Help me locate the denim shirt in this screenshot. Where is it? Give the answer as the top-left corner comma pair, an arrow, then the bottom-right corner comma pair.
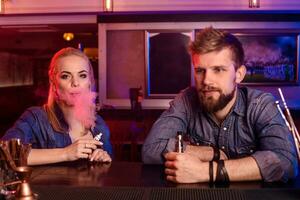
2,106 -> 113,156
142,87 -> 298,182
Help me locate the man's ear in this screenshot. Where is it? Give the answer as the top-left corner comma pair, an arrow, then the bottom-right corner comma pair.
235,65 -> 246,84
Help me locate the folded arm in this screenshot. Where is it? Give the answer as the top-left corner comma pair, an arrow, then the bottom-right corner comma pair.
164,152 -> 261,183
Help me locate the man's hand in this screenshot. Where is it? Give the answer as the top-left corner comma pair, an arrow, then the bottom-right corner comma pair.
164,152 -> 208,183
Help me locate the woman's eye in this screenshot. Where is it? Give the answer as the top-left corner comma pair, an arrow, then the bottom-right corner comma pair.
60,74 -> 69,79
80,74 -> 87,78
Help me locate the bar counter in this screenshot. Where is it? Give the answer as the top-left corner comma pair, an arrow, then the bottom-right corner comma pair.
29,160 -> 300,200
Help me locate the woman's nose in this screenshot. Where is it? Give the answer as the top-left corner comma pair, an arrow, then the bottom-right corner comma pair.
71,77 -> 79,87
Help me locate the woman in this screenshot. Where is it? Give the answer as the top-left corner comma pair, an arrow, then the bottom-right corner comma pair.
2,47 -> 112,165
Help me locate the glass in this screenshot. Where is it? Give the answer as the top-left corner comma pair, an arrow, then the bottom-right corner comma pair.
0,139 -> 32,199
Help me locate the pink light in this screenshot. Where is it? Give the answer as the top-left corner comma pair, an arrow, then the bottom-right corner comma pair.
249,0 -> 260,8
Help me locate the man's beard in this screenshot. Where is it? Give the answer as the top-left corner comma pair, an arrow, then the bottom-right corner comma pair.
198,86 -> 236,113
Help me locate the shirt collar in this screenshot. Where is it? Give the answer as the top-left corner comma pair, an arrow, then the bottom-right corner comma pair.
232,87 -> 246,117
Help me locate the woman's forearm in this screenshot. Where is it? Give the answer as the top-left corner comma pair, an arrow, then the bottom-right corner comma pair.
27,148 -> 67,165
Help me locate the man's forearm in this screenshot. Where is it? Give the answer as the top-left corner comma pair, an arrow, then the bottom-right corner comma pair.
221,156 -> 262,181
184,147 -> 261,181
142,139 -> 173,164
185,145 -> 228,161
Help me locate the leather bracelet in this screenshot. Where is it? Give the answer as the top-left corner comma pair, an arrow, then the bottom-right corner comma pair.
212,146 -> 220,161
215,160 -> 230,185
209,161 -> 213,185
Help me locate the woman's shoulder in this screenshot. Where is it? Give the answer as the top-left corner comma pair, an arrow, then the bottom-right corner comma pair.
94,115 -> 110,133
22,106 -> 46,117
95,114 -> 106,124
26,106 -> 45,113
22,106 -> 47,119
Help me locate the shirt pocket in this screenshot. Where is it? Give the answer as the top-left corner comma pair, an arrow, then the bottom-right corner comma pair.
234,144 -> 256,158
192,136 -> 214,146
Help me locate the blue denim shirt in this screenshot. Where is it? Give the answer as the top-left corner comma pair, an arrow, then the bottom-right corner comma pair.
2,106 -> 113,156
142,87 -> 298,182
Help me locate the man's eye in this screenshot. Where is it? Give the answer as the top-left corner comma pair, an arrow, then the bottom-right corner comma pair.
195,68 -> 205,74
213,67 -> 223,73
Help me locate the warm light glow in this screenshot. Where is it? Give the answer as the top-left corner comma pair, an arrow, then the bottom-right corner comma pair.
249,0 -> 260,8
106,0 -> 111,10
103,0 -> 113,12
0,0 -> 4,13
63,32 -> 74,41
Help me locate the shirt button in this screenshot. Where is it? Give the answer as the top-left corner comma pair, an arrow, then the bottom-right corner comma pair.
223,127 -> 227,131
221,146 -> 225,150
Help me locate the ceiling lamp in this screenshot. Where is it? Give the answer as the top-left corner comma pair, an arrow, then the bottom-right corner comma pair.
63,33 -> 74,41
103,0 -> 113,12
249,0 -> 260,8
0,0 -> 5,13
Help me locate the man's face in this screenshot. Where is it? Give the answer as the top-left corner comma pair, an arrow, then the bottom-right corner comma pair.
192,48 -> 243,113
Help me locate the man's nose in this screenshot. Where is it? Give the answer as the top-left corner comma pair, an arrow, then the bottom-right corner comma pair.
202,71 -> 214,85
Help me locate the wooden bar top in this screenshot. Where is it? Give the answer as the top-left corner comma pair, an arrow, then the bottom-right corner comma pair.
28,160 -> 300,200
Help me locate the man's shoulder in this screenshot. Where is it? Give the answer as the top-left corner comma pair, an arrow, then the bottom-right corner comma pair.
239,86 -> 275,105
168,87 -> 199,111
177,87 -> 198,99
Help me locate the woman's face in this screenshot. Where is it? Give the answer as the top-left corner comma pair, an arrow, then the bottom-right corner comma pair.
54,55 -> 91,104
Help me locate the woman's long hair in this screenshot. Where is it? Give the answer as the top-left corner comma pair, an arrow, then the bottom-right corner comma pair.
45,47 -> 96,132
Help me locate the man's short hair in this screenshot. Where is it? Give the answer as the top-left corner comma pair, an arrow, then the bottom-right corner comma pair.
190,27 -> 244,70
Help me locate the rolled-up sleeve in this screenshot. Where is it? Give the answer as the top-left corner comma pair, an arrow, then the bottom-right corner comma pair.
250,94 -> 298,182
142,93 -> 189,164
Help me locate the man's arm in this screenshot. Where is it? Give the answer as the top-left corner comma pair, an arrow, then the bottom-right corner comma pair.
164,152 -> 261,183
249,93 -> 298,182
142,91 -> 191,164
142,115 -> 186,164
185,145 -> 228,161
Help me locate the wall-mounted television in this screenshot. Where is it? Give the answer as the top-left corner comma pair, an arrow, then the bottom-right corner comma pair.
235,33 -> 299,85
99,24 -> 300,109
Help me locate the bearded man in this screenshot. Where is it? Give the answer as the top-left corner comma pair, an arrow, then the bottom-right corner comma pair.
142,27 -> 298,183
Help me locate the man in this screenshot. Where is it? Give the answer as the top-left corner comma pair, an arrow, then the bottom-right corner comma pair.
142,27 -> 298,183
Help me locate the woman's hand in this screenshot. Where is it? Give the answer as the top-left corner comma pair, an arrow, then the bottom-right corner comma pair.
63,138 -> 102,161
89,148 -> 112,162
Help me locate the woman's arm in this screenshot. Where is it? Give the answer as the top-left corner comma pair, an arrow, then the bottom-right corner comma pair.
28,138 -> 102,165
